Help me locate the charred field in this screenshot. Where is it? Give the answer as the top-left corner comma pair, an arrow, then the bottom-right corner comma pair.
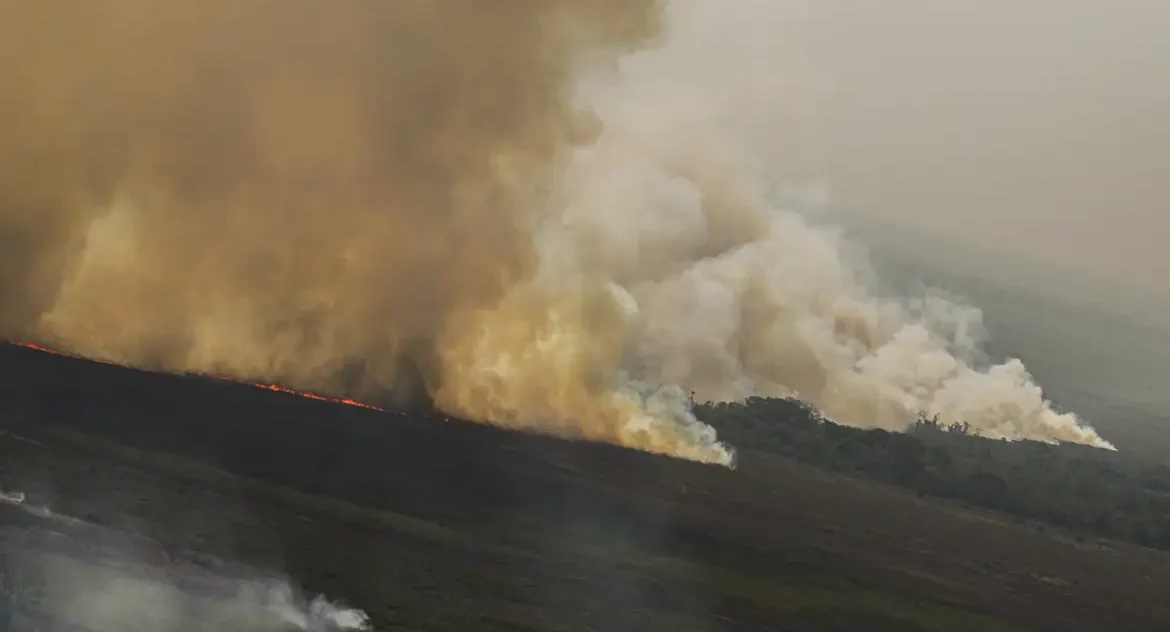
1,341 -> 1169,632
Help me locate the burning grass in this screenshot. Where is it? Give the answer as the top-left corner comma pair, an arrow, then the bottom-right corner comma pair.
13,342 -> 386,412
2,343 -> 1170,630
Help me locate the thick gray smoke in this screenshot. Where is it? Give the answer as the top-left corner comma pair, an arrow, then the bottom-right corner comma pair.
0,0 -> 1111,463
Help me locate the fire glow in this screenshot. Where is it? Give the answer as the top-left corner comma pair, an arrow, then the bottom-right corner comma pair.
14,342 -> 385,412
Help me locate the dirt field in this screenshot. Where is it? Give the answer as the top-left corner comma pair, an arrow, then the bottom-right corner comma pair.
2,342 -> 1170,631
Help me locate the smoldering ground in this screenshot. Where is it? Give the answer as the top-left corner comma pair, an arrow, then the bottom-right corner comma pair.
0,0 -> 1111,463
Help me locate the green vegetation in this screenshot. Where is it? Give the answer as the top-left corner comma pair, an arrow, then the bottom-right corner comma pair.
698,397 -> 1170,550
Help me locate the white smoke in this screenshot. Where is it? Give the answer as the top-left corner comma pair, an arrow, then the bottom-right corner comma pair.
7,550 -> 370,632
1,488 -> 369,632
40,569 -> 369,632
548,0 -> 1113,449
0,0 -> 1113,461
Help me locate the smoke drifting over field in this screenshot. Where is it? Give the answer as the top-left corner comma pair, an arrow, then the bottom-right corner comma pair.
0,0 -> 1110,463
1,504 -> 370,632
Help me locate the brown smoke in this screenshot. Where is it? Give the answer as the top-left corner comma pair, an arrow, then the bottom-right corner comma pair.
0,1 -> 733,463
2,0 -> 1114,464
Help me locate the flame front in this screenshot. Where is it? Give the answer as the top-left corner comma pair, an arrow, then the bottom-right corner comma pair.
14,342 -> 385,413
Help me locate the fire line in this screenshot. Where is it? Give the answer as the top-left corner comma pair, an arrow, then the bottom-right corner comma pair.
13,342 -> 385,412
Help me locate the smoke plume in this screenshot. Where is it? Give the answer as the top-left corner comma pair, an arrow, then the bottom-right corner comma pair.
0,0 -> 1110,464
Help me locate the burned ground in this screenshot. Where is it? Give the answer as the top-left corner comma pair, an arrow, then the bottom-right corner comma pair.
1,342 -> 1169,631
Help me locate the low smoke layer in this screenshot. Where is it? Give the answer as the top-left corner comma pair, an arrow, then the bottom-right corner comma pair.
0,0 -> 1110,461
3,522 -> 369,631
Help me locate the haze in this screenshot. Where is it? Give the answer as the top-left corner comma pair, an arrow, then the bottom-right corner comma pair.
668,0 -> 1170,311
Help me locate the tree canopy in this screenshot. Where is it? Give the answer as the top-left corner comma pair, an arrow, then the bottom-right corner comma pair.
695,397 -> 1170,551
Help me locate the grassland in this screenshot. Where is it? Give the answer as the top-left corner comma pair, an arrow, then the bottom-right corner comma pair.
2,342 -> 1170,631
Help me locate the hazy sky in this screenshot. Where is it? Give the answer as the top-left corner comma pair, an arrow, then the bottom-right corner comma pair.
664,1 -> 1170,299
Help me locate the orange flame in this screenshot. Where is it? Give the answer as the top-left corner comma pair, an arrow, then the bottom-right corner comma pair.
13,341 -> 385,412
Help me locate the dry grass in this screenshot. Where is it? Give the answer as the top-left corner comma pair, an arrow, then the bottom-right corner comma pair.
2,343 -> 1170,631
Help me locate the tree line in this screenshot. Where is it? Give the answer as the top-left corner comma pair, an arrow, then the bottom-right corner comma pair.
695,397 -> 1170,550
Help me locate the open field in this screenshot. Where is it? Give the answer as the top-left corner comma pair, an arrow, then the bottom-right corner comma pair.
2,342 -> 1170,631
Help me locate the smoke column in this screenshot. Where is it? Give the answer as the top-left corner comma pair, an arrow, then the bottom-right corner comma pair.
0,0 -> 1110,463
